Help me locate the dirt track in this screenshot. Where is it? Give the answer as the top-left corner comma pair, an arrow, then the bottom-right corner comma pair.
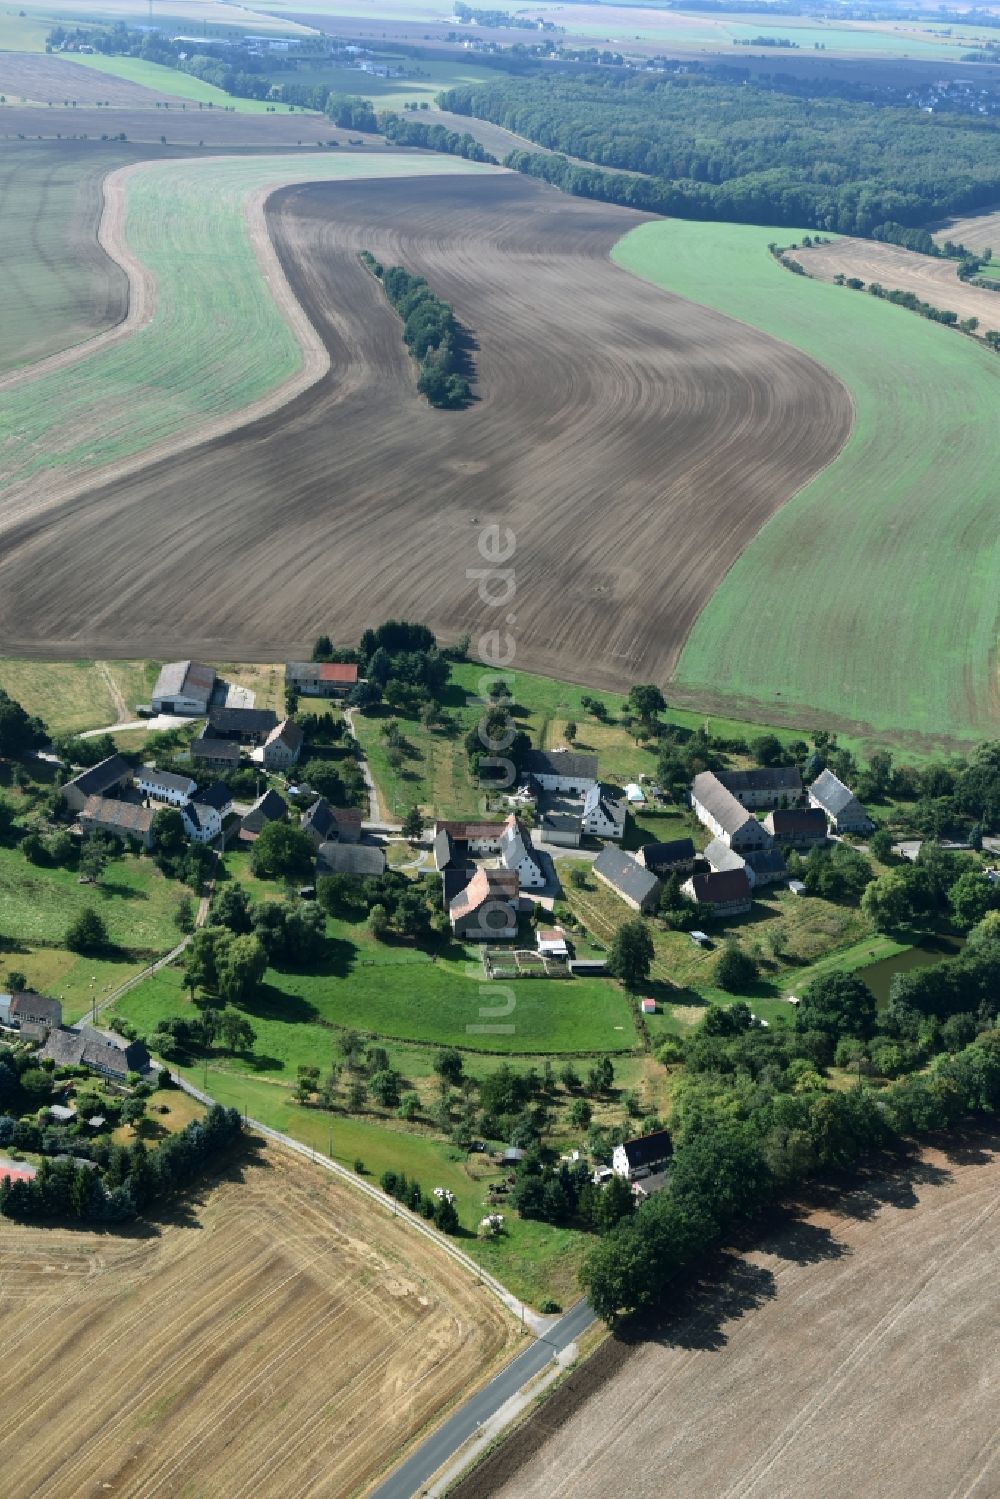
0,1142 -> 515,1499
798,236 -> 1000,335
0,173 -> 851,682
457,1135 -> 1000,1499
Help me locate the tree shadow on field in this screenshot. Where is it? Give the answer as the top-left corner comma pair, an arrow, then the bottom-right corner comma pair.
743,1209 -> 849,1268
934,1121 -> 1000,1168
625,1254 -> 779,1354
804,1150 -> 953,1223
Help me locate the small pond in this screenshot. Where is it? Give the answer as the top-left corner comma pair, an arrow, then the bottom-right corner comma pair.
859,934 -> 965,1006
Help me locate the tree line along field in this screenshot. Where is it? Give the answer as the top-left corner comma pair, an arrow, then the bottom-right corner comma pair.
0,171 -> 849,687
0,1142 -> 517,1499
452,1135 -> 1000,1499
612,220 -> 1000,748
0,151 -> 491,539
796,235 -> 1000,336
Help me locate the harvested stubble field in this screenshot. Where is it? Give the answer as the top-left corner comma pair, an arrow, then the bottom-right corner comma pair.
0,172 -> 849,682
615,220 -> 1000,745
797,235 -> 1000,335
0,1143 -> 516,1499
0,104 -> 347,145
457,1134 -> 1000,1499
0,50 -> 185,106
932,205 -> 1000,254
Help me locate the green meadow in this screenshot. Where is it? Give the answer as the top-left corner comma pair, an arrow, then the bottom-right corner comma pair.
613,221 -> 1000,748
69,53 -> 305,112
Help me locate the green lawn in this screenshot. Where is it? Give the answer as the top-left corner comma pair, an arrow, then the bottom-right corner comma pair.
613,221 -> 1000,749
0,151 -> 495,500
0,843 -> 183,954
0,658 -> 157,735
8,945 -> 156,1023
69,53 -> 306,112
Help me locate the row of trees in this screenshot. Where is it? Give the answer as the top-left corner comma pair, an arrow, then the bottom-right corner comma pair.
362,255 -> 473,409
380,113 -> 497,163
439,73 -> 1000,234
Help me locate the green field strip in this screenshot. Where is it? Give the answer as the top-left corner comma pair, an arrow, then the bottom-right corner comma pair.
68,53 -> 305,112
612,220 -> 1000,745
0,151 -> 494,497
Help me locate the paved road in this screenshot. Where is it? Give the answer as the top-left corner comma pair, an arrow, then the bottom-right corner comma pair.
368,1298 -> 597,1499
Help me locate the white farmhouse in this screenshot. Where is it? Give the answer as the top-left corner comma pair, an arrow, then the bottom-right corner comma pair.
500,814 -> 546,889
809,769 -> 874,833
135,768 -> 197,807
581,783 -> 627,840
519,749 -> 598,796
690,772 -> 775,853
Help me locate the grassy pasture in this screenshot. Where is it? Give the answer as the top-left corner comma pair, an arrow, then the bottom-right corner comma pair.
0,657 -> 156,734
0,151 -> 493,500
0,842 -> 182,954
70,52 -> 306,112
289,57 -> 498,110
613,221 -> 1000,748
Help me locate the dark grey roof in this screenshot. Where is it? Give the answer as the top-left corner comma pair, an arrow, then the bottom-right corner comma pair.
193,781 -> 232,811
137,767 -> 195,794
639,837 -> 695,871
620,1129 -> 672,1169
207,706 -> 277,736
434,827 -> 459,870
520,749 -> 598,781
241,789 -> 288,834
593,847 -> 661,904
316,842 -> 386,877
687,869 -> 752,905
540,812 -> 582,833
40,1025 -> 149,1075
40,1027 -> 86,1068
63,754 -> 132,799
192,733 -> 240,762
81,796 -> 155,838
442,867 -> 473,906
152,660 -> 215,702
703,838 -> 747,873
583,782 -> 627,826
745,848 -> 787,876
718,767 -> 802,796
810,769 -> 863,817
302,797 -> 337,840
766,807 -> 827,836
10,991 -> 62,1024
690,772 -> 755,836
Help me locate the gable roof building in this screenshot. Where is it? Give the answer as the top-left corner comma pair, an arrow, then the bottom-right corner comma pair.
809,769 -> 874,833
316,842 -> 386,878
763,807 -> 828,846
581,782 -> 627,840
637,837 -> 696,875
135,768 -> 197,806
206,706 -> 278,743
41,1025 -> 151,1080
61,754 -> 133,814
681,868 -> 753,916
519,749 -> 598,793
80,796 -> 156,849
592,847 -> 662,913
10,991 -> 62,1036
191,731 -> 240,768
151,660 -> 216,715
261,717 -> 304,769
500,814 -> 546,889
744,847 -> 788,886
286,661 -> 359,697
612,1129 -> 673,1181
690,772 -> 774,852
702,837 -> 749,875
449,867 -> 519,941
716,766 -> 803,809
240,789 -> 288,840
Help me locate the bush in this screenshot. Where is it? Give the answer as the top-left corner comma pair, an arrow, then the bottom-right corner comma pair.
65,907 -> 108,954
714,944 -> 758,993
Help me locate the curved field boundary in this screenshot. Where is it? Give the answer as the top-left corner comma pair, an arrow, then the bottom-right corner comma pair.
0,151 -> 497,530
613,221 -> 1000,746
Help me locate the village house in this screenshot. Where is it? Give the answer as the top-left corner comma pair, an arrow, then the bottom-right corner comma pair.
716,767 -> 803,810
612,1128 -> 673,1182
150,660 -> 216,716
206,706 -> 277,744
690,772 -> 775,853
191,731 -> 240,769
703,837 -> 750,877
135,768 -> 197,807
240,788 -> 288,842
537,811 -> 582,847
681,868 -> 753,917
180,782 -> 232,844
61,754 -> 133,814
536,927 -> 569,958
80,796 -> 155,849
301,797 -> 362,847
316,842 -> 386,878
519,748 -> 598,796
433,821 -> 506,864
10,992 -> 62,1041
744,847 -> 788,887
581,783 -> 627,840
763,806 -> 829,848
500,814 -> 546,889
637,837 -> 696,876
809,769 -> 874,833
41,1025 -> 151,1081
285,661 -> 359,698
261,718 -> 304,771
592,847 -> 662,914
449,866 -> 520,941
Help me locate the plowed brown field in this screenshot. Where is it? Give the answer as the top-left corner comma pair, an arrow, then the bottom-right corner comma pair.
0,104 -> 352,145
0,51 -> 181,106
933,205 -> 1000,255
0,1143 -> 515,1499
456,1134 -> 1000,1499
798,235 -> 1000,335
0,173 -> 852,682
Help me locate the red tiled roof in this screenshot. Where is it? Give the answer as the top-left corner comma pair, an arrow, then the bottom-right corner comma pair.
320,663 -> 358,684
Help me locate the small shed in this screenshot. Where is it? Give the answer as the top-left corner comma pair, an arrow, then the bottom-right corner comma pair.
537,927 -> 569,958
788,879 -> 807,896
640,997 -> 656,1015
690,930 -> 710,946
624,782 -> 647,805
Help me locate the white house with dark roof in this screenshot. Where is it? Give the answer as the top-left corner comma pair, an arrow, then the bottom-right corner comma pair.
809,769 -> 874,833
500,814 -> 546,889
637,838 -> 696,876
136,768 -> 196,807
180,782 -> 232,844
612,1129 -> 672,1181
150,660 -> 216,716
581,782 -> 627,840
61,754 -> 133,814
261,718 -> 304,771
520,749 -> 598,796
716,767 -> 802,809
690,772 -> 775,853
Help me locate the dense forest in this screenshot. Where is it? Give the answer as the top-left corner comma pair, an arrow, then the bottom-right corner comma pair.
439,74 -> 1000,233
